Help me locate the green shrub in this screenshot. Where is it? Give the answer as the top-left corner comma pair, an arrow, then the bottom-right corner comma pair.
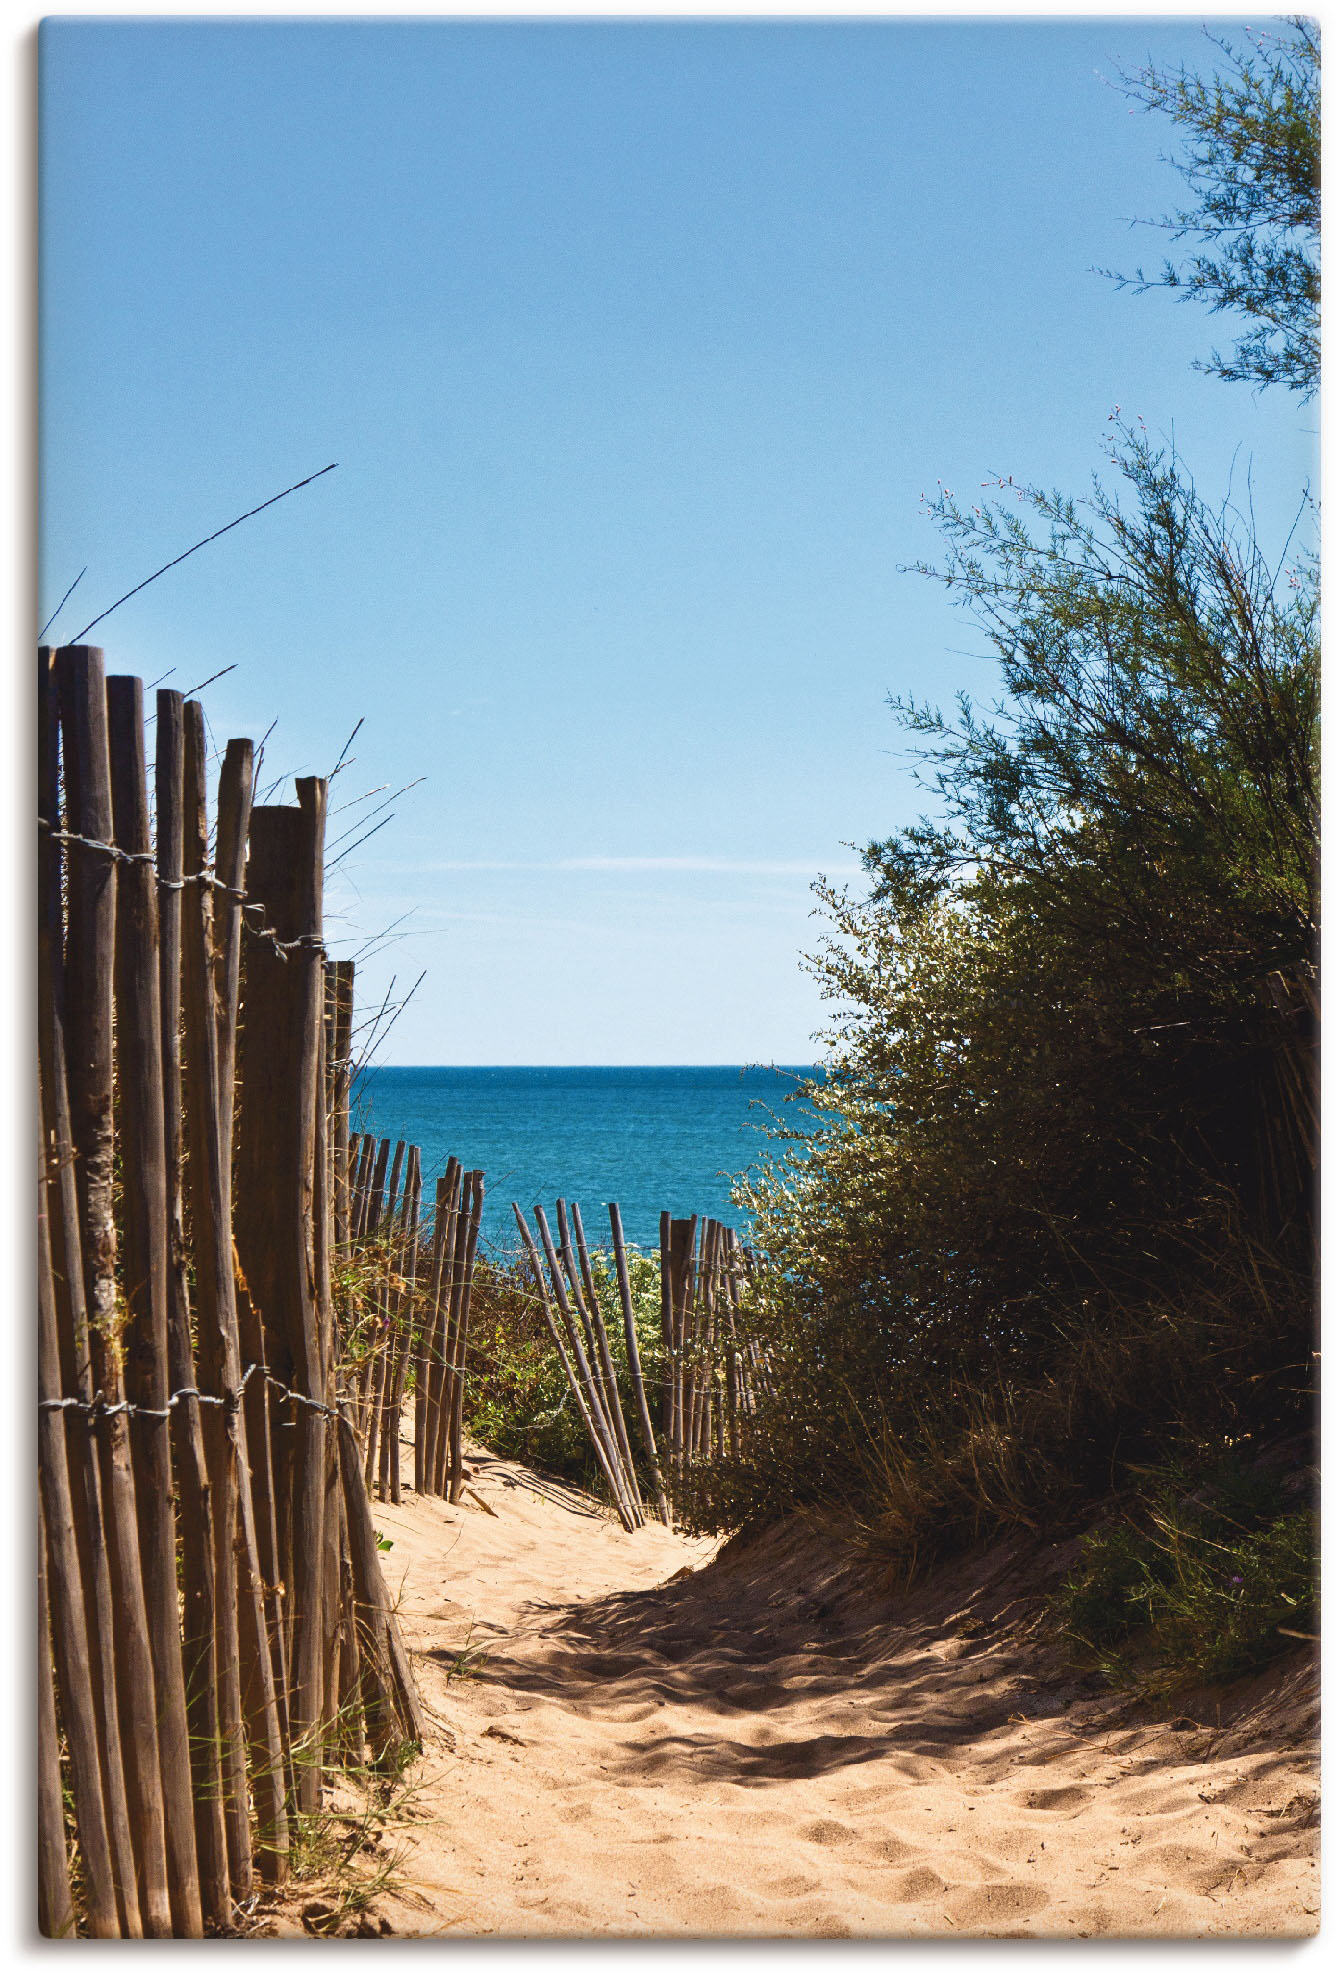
701,422 -> 1316,1556
1058,1457 -> 1316,1687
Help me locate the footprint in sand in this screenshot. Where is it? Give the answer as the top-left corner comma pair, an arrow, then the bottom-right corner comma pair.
947,1882 -> 1051,1924
766,1871 -> 825,1898
1022,1784 -> 1090,1812
1115,1787 -> 1185,1818
1141,1840 -> 1219,1872
800,1818 -> 860,1848
985,1823 -> 1049,1861
1068,1900 -> 1115,1935
806,1912 -> 855,1936
867,1835 -> 922,1864
691,1883 -> 745,1921
887,1865 -> 948,1902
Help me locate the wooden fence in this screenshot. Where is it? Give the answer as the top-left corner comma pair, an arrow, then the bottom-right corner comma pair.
659,1213 -> 770,1485
38,646 -> 421,1938
340,1136 -> 485,1506
508,1200 -> 768,1528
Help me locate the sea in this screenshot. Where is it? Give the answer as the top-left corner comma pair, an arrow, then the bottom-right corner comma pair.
350,1065 -> 824,1257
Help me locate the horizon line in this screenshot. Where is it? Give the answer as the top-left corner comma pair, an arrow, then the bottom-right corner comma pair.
358,1061 -> 826,1069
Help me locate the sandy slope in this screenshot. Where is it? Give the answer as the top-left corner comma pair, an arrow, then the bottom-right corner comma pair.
293,1444 -> 1318,1938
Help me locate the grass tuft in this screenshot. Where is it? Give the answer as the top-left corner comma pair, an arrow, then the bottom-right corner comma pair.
1056,1453 -> 1316,1691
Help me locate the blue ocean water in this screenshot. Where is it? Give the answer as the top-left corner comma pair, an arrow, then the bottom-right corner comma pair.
350,1065 -> 822,1255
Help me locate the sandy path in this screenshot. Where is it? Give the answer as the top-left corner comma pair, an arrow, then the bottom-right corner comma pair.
351,1447 -> 1317,1939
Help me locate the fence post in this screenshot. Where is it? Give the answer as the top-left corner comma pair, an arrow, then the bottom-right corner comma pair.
154,688 -> 238,1926
447,1174 -> 485,1503
332,962 -> 355,1253
40,649 -> 141,1933
106,674 -> 203,1936
180,701 -> 255,1899
235,778 -> 330,1814
610,1203 -> 671,1524
38,1097 -> 119,1936
58,643 -> 173,1936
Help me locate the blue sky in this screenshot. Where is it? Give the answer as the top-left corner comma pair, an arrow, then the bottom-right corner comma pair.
38,15 -> 1315,1063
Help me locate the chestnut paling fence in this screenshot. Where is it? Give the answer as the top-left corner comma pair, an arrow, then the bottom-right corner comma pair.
35,643 -> 779,1932
338,1159 -> 775,1536
341,1175 -> 773,1537
339,1133 -> 487,1508
38,645 -> 424,1939
508,1202 -> 771,1530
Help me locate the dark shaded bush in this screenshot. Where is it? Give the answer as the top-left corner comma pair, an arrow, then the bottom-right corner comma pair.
703,429 -> 1316,1558
1057,1455 -> 1316,1687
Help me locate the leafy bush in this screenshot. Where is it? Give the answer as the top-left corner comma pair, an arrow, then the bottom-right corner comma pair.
1058,1457 -> 1316,1686
1109,19 -> 1320,396
707,426 -> 1316,1555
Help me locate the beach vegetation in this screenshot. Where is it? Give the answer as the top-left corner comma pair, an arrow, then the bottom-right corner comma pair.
1108,16 -> 1320,395
693,21 -> 1317,1601
1056,1454 -> 1316,1688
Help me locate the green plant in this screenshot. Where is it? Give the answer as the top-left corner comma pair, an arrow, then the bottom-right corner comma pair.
1057,1456 -> 1316,1688
442,1626 -> 491,1684
696,418 -> 1316,1560
1109,18 -> 1320,396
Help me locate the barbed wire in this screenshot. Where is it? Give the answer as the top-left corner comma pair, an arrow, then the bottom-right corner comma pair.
39,817 -> 325,959
39,1359 -> 350,1426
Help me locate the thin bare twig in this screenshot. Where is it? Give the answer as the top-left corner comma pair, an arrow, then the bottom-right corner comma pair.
331,781 -> 391,818
326,813 -> 394,872
69,461 -> 338,641
329,717 -> 365,782
326,778 -> 426,854
351,971 -> 427,1085
252,717 -> 279,789
38,566 -> 88,641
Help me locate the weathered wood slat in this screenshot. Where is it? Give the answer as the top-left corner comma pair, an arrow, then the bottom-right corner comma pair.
40,649 -> 140,1935
106,674 -> 203,1936
446,1173 -> 485,1503
513,1205 -> 637,1528
569,1202 -> 643,1521
58,643 -> 173,1936
38,1100 -> 119,1936
153,687 -> 231,1929
181,700 -> 254,1899
609,1203 -> 671,1524
421,1162 -> 462,1495
235,778 -> 330,1815
38,1497 -> 76,1938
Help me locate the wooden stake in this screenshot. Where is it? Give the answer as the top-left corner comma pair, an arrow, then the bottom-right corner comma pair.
57,643 -> 173,1936
40,650 -> 140,1934
235,778 -> 330,1815
154,688 -> 231,1928
568,1201 -> 643,1521
106,674 -> 203,1936
181,700 -> 253,1900
513,1206 -> 637,1529
609,1203 -> 671,1524
368,1140 -> 405,1494
447,1173 -> 484,1503
38,1098 -> 119,1937
422,1162 -> 462,1495
38,1498 -> 76,1937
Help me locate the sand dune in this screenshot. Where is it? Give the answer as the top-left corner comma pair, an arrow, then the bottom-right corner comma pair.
271,1444 -> 1318,1938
